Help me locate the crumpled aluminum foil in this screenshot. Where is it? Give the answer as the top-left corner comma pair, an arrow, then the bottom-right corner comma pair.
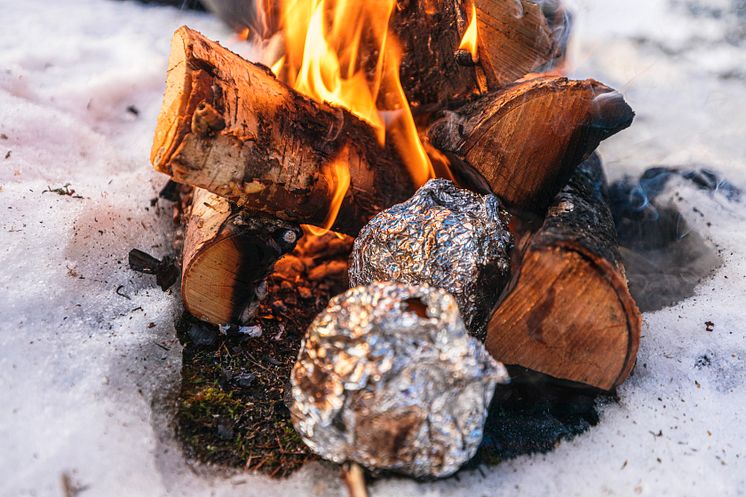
349,179 -> 513,340
290,282 -> 508,478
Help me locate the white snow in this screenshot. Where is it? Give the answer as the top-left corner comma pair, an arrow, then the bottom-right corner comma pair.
0,0 -> 744,496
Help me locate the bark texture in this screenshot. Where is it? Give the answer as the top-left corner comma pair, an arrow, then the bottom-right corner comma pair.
151,26 -> 416,237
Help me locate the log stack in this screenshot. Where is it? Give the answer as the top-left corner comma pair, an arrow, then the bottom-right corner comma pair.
150,0 -> 641,391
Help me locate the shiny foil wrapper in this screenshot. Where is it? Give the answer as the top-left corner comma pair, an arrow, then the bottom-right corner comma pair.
290,282 -> 508,478
349,179 -> 513,340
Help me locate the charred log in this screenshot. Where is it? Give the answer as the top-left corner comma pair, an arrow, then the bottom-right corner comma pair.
486,155 -> 641,390
151,27 -> 416,237
389,0 -> 562,106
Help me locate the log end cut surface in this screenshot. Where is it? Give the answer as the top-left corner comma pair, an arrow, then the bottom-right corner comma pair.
151,27 -> 198,173
428,76 -> 635,212
182,230 -> 259,324
486,248 -> 640,390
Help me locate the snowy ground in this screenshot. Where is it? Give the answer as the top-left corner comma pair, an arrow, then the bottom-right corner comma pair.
1,0 -> 745,496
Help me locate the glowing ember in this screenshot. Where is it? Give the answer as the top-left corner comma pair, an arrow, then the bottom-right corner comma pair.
237,26 -> 251,41
459,3 -> 479,62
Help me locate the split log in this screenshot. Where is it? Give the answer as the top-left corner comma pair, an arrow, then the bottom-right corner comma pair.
388,0 -> 561,106
471,0 -> 559,88
388,0 -> 485,107
182,188 -> 301,325
427,76 -> 635,213
486,155 -> 641,390
151,26 -> 415,237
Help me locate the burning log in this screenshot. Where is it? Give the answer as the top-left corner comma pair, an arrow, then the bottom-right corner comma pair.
391,0 -> 561,106
485,155 -> 641,391
427,76 -> 635,213
182,188 -> 301,325
151,27 -> 416,237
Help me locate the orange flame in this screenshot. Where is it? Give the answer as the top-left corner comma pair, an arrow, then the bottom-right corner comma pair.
303,145 -> 351,237
272,0 -> 435,187
237,27 -> 251,41
459,3 -> 479,62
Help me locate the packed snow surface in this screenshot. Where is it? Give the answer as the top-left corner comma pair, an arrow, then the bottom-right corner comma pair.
1,0 -> 745,496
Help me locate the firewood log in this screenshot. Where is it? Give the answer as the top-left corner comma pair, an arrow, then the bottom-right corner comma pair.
389,0 -> 561,106
486,155 -> 641,391
182,188 -> 301,325
151,27 -> 416,237
471,0 -> 559,87
427,76 -> 635,213
388,0 -> 485,107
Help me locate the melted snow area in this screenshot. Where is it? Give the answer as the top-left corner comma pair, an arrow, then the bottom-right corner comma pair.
1,0 -> 745,496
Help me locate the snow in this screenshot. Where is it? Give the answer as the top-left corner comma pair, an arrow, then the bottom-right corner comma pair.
0,0 -> 744,496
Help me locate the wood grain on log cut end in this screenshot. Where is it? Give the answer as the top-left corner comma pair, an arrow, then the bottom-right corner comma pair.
151,27 -> 414,237
487,248 -> 640,390
428,76 -> 635,213
486,156 -> 641,391
475,0 -> 556,88
182,188 -> 299,325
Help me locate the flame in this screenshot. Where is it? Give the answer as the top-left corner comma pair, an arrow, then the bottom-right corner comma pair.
459,3 -> 479,62
271,0 -> 435,187
270,55 -> 285,77
303,146 -> 351,237
237,27 -> 251,41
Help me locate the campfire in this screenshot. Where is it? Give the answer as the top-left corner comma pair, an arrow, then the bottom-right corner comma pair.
142,0 -> 641,489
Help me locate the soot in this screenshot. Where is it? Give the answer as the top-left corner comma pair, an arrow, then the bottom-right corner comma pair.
469,366 -> 608,467
608,166 -> 738,312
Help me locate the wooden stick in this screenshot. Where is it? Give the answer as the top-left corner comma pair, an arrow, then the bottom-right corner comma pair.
182,188 -> 300,325
486,155 -> 641,391
427,76 -> 635,213
151,26 -> 415,237
341,462 -> 369,497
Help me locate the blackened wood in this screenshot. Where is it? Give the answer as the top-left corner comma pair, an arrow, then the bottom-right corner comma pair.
486,155 -> 641,390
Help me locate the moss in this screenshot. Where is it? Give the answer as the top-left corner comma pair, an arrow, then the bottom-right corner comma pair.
173,252 -> 352,478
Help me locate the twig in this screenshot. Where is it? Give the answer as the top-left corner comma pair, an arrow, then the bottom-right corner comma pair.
115,285 -> 131,300
341,462 -> 369,497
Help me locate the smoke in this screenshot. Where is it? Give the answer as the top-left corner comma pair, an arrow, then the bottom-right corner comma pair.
534,0 -> 574,70
608,167 -> 739,312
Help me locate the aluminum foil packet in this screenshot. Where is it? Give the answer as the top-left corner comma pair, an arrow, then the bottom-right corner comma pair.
290,282 -> 508,478
349,179 -> 513,340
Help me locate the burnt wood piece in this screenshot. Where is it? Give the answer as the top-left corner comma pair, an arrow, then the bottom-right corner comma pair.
128,249 -> 179,291
387,0 -> 560,106
486,155 -> 641,391
472,0 -> 558,88
182,188 -> 301,325
428,76 -> 635,213
151,27 -> 416,237
388,0 -> 484,107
